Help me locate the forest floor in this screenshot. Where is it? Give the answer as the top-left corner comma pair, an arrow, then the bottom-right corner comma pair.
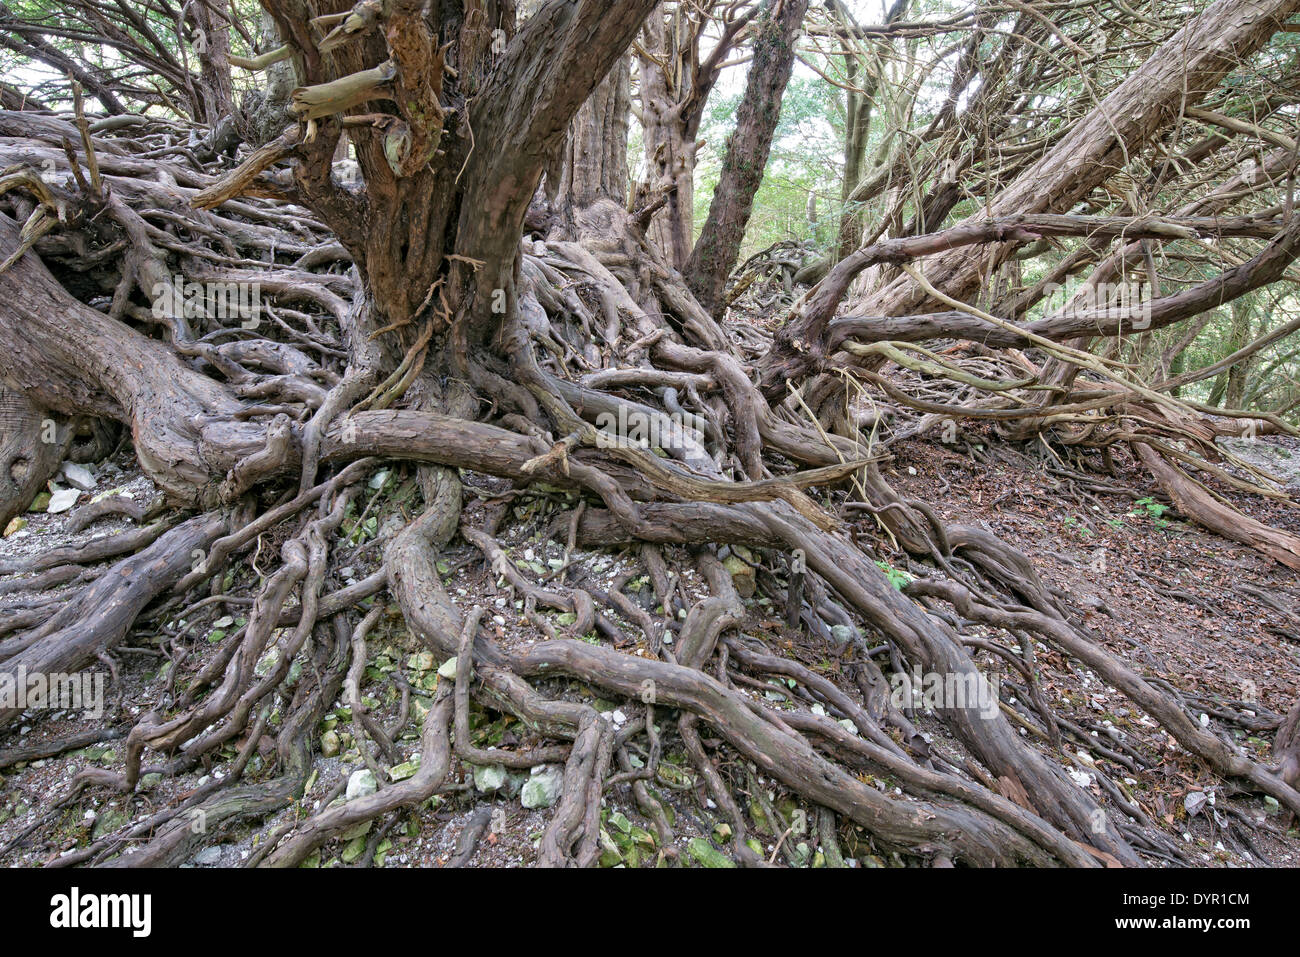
1,423 -> 1296,867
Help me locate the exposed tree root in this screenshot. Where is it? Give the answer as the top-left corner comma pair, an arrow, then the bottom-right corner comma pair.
1,74 -> 1298,871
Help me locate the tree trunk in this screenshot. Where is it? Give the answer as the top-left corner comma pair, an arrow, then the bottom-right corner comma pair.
554,56 -> 631,210
684,0 -> 809,318
832,0 -> 907,262
637,6 -> 698,270
187,1 -> 237,127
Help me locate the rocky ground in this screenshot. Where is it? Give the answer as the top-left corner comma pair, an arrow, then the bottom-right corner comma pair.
0,432 -> 1297,867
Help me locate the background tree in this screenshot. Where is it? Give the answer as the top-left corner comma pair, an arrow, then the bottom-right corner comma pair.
684,0 -> 810,317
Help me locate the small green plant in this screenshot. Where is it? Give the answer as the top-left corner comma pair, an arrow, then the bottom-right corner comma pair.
1131,497 -> 1173,529
874,560 -> 912,590
1061,516 -> 1093,537
1133,497 -> 1168,518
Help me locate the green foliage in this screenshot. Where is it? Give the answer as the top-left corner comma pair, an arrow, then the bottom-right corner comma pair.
874,559 -> 912,590
1131,498 -> 1173,530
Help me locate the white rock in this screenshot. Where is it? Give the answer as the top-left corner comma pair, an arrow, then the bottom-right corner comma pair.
346,768 -> 378,801
60,462 -> 96,490
254,647 -> 280,678
47,488 -> 80,514
1067,768 -> 1094,788
473,764 -> 507,793
521,766 -> 563,809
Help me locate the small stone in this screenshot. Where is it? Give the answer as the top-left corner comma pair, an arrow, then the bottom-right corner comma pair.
686,837 -> 735,868
521,766 -> 563,809
60,462 -> 96,490
346,768 -> 377,801
722,555 -> 756,598
437,657 -> 459,679
407,651 -> 435,672
47,487 -> 80,514
1067,768 -> 1094,788
3,516 -> 26,537
341,820 -> 372,841
320,731 -> 341,758
388,756 -> 420,781
193,845 -> 223,866
254,647 -> 280,678
91,808 -> 127,840
340,836 -> 366,864
829,624 -> 856,645
473,764 -> 508,792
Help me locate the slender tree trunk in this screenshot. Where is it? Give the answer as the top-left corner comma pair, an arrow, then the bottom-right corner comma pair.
832,0 -> 906,262
684,0 -> 809,318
